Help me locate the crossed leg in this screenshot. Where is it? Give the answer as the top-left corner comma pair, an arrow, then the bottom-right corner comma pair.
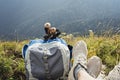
68,40 -> 102,80
68,40 -> 120,80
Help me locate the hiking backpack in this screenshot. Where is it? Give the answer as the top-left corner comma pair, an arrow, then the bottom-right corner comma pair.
24,41 -> 70,80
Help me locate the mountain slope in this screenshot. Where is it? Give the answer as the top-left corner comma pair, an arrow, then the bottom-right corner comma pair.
0,0 -> 120,40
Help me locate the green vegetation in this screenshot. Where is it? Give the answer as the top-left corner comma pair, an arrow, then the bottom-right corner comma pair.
0,41 -> 27,80
0,34 -> 120,79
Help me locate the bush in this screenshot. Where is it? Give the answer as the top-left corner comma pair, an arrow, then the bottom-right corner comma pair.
0,41 -> 25,80
96,40 -> 120,75
0,56 -> 13,79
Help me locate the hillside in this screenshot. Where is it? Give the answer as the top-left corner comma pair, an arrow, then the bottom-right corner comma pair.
60,18 -> 120,35
0,0 -> 120,40
0,34 -> 120,79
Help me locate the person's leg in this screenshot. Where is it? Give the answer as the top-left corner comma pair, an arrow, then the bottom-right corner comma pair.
68,40 -> 88,80
87,56 -> 102,78
75,56 -> 102,80
105,62 -> 120,80
77,69 -> 96,80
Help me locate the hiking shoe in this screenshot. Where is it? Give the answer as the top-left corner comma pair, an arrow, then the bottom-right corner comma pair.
87,56 -> 102,78
68,40 -> 88,80
73,40 -> 88,68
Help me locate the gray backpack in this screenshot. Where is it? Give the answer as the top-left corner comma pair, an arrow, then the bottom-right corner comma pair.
24,41 -> 70,80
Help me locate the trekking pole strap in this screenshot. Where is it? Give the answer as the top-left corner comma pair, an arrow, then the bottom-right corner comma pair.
43,49 -> 52,80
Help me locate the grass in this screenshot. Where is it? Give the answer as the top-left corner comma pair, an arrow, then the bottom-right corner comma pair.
0,34 -> 120,79
65,34 -> 120,75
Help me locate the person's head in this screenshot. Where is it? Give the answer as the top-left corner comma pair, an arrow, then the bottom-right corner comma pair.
44,22 -> 51,28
